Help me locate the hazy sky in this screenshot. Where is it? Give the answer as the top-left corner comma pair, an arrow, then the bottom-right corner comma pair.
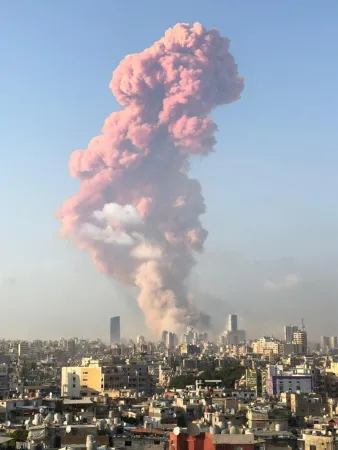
0,0 -> 337,341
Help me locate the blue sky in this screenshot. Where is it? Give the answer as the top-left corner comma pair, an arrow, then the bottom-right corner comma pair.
0,0 -> 337,339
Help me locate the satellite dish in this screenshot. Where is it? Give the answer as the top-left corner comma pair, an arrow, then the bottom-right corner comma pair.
66,425 -> 72,434
187,423 -> 200,437
5,421 -> 11,427
173,427 -> 181,436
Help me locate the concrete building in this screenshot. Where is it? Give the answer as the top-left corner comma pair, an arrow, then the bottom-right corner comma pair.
299,428 -> 337,450
110,316 -> 121,344
329,336 -> 338,349
266,364 -> 314,395
219,315 -> 246,346
0,364 -> 9,399
280,392 -> 321,421
162,330 -> 168,344
321,336 -> 330,350
284,325 -> 298,342
61,362 -> 154,397
61,366 -> 102,397
252,337 -> 285,356
228,314 -> 238,332
247,408 -> 288,430
18,341 -> 29,357
165,332 -> 177,349
292,330 -> 307,355
66,339 -> 76,356
170,430 -> 264,450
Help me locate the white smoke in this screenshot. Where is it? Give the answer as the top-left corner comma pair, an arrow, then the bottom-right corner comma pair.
81,203 -> 145,245
93,203 -> 144,227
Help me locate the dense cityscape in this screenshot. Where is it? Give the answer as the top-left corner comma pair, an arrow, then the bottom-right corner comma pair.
1,4 -> 336,450
1,315 -> 338,450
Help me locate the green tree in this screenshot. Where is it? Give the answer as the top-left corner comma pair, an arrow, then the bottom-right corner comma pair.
8,429 -> 29,442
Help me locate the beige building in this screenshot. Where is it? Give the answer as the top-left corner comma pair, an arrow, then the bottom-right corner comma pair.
61,362 -> 154,397
253,337 -> 284,356
292,331 -> 307,355
247,408 -> 288,430
61,366 -> 102,397
299,429 -> 337,450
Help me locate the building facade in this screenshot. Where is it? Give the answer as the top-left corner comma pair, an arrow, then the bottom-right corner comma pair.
266,365 -> 313,396
110,316 -> 121,344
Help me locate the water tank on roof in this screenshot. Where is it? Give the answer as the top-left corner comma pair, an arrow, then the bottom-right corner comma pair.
65,413 -> 72,425
229,426 -> 240,435
86,435 -> 97,450
33,414 -> 42,426
209,426 -> 220,435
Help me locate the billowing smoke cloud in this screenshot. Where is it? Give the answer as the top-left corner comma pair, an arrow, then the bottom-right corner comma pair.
56,22 -> 244,335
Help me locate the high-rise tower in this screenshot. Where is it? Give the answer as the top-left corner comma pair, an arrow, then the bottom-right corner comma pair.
227,314 -> 238,332
110,316 -> 121,344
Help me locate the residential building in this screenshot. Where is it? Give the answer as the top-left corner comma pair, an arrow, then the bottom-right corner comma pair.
18,341 -> 29,357
292,330 -> 307,355
266,364 -> 314,395
61,362 -> 154,397
284,325 -> 299,342
170,430 -> 264,450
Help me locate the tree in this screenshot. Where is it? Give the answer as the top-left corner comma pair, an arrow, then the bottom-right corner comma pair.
8,429 -> 29,442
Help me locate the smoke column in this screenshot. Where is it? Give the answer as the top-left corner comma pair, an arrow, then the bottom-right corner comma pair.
57,22 -> 244,335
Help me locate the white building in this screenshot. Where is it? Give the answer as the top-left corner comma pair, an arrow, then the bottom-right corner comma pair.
266,364 -> 313,395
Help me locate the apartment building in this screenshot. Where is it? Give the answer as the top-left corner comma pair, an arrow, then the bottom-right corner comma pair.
61,362 -> 154,397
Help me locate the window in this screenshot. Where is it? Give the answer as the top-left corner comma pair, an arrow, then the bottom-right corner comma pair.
154,441 -> 160,445
125,441 -> 132,447
310,446 -> 316,450
73,384 -> 76,388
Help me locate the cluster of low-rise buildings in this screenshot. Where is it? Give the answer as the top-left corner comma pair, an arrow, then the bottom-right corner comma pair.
0,315 -> 338,450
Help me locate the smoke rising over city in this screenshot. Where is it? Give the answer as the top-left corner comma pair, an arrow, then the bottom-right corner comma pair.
56,22 -> 244,335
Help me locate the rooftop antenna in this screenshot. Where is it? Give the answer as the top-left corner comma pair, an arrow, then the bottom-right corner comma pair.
302,318 -> 305,331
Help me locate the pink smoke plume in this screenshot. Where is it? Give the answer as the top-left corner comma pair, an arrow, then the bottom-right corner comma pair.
57,22 -> 244,335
